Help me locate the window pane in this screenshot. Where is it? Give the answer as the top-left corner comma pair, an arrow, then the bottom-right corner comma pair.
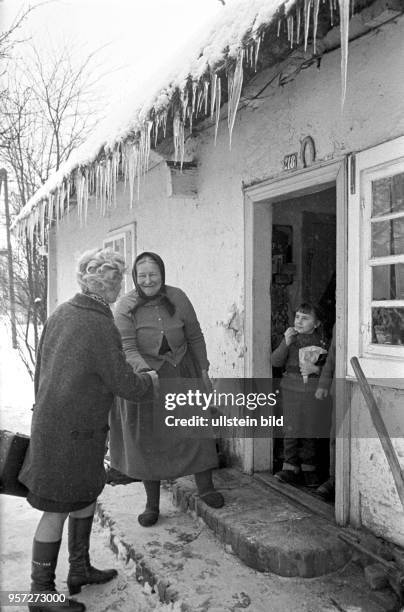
372,264 -> 404,300
114,237 -> 125,256
104,241 -> 113,250
371,218 -> 404,257
372,307 -> 404,345
372,172 -> 404,217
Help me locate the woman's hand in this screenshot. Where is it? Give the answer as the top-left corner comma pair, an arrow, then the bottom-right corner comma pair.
299,362 -> 320,377
284,327 -> 298,346
315,387 -> 329,400
201,369 -> 213,394
147,370 -> 160,399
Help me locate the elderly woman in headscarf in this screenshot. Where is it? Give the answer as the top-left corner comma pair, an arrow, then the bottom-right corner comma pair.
19,248 -> 157,612
109,251 -> 224,528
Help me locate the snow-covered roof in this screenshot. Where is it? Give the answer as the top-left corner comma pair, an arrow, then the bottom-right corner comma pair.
14,0 -> 351,236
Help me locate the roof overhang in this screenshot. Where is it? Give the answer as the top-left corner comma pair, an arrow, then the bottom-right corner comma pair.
13,0 -> 404,239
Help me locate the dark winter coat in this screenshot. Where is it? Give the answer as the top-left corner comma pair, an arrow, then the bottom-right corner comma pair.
19,292 -> 153,503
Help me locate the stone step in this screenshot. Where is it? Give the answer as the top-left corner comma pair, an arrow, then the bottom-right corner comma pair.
96,473 -> 387,611
172,468 -> 351,578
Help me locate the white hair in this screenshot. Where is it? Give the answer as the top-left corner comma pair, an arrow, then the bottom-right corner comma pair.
77,248 -> 125,292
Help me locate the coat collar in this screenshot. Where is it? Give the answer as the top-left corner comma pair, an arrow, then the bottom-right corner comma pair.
68,292 -> 113,318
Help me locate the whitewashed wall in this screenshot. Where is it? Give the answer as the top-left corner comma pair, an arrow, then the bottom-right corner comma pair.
53,16 -> 404,544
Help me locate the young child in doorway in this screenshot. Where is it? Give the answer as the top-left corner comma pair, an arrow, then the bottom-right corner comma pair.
273,303 -> 330,487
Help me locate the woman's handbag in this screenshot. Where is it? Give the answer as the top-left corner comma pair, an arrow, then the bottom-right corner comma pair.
0,430 -> 29,497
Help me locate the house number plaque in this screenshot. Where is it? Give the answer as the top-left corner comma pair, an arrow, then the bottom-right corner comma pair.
283,153 -> 298,171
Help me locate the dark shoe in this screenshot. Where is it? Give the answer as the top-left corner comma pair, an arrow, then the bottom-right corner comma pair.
315,479 -> 335,501
30,539 -> 85,612
138,509 -> 160,527
302,471 -> 321,488
199,490 -> 225,508
67,516 -> 117,596
274,469 -> 301,485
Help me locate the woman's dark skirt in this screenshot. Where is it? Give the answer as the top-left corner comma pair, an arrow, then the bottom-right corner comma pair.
27,491 -> 96,513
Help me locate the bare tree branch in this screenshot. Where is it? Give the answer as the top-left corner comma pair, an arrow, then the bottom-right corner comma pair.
0,40 -> 105,375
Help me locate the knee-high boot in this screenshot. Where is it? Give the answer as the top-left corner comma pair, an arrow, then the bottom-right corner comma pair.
67,516 -> 117,595
29,539 -> 85,612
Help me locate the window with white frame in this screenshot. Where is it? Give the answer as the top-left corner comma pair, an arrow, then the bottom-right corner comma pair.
348,136 -> 404,380
103,223 -> 135,294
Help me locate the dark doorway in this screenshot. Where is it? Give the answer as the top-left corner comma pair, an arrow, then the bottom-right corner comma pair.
271,186 -> 336,500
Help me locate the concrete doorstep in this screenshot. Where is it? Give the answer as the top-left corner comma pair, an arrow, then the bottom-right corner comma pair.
96,468 -> 398,611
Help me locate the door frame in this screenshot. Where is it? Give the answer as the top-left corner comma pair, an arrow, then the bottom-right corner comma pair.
243,158 -> 350,525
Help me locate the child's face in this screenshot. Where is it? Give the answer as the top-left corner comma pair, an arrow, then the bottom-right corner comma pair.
294,310 -> 318,334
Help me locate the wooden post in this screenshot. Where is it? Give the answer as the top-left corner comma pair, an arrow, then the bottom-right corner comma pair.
350,357 -> 404,513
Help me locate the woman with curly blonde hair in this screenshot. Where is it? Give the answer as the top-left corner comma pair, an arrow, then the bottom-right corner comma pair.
19,248 -> 157,612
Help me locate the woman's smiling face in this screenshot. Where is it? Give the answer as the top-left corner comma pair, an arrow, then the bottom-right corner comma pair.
136,259 -> 162,297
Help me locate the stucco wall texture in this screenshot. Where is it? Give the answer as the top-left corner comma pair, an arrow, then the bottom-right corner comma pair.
54,17 -> 404,544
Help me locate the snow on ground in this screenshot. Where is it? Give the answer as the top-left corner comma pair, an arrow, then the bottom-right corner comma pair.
0,318 -> 33,435
0,493 -> 179,611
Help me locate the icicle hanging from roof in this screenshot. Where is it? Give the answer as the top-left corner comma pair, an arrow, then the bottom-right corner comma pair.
210,73 -> 218,119
76,171 -> 84,224
296,4 -> 301,44
66,178 -> 71,215
181,86 -> 190,129
313,0 -> 320,53
113,147 -> 119,207
83,167 -> 89,223
140,121 -> 153,176
287,14 -> 294,48
95,163 -> 101,211
173,111 -> 185,165
131,145 -> 140,207
59,181 -> 66,226
40,201 -> 46,244
254,35 -> 261,71
203,80 -> 210,117
303,0 -> 311,51
329,0 -> 334,25
89,165 -> 95,196
46,193 -> 53,229
227,49 -> 244,149
246,42 -> 252,68
214,76 -> 221,145
190,81 -> 197,132
196,85 -> 204,116
338,0 -> 350,107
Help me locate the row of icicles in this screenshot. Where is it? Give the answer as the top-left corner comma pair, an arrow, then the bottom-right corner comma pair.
18,0 -> 350,241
